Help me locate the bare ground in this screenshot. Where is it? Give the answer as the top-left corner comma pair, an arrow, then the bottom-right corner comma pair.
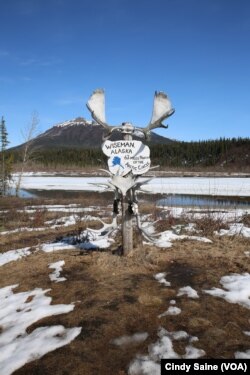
0,196 -> 250,374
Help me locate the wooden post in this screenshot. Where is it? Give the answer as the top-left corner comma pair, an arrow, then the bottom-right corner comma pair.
122,132 -> 133,255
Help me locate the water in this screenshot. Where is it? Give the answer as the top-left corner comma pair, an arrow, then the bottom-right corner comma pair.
6,184 -> 250,209
8,188 -> 37,198
157,194 -> 250,209
14,187 -> 250,209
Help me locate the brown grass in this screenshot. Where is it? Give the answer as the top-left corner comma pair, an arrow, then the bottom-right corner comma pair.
0,237 -> 249,374
0,195 -> 250,373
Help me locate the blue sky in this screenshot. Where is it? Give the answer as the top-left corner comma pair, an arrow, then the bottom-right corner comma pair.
0,0 -> 250,147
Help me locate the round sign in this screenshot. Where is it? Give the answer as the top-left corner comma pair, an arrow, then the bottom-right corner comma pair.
102,140 -> 151,176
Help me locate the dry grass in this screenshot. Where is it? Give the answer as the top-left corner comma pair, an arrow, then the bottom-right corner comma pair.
0,237 -> 249,374
192,215 -> 228,237
0,194 -> 250,373
241,213 -> 250,226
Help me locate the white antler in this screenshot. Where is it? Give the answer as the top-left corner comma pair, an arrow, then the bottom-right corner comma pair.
86,89 -> 116,139
142,91 -> 175,139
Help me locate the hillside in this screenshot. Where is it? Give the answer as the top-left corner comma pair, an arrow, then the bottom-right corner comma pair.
12,117 -> 173,151
8,118 -> 250,172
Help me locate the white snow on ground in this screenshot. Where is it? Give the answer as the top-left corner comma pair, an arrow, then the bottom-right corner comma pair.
0,220 -> 115,268
28,204 -> 79,209
154,272 -> 171,286
0,248 -> 32,266
78,225 -> 116,249
183,223 -> 201,234
159,206 -> 250,222
24,206 -> 100,214
215,224 -> 250,237
112,332 -> 148,346
170,223 -> 204,236
128,327 -> 205,375
48,261 -> 66,283
0,215 -> 102,236
79,238 -> 112,249
10,175 -> 108,192
142,177 -> 250,196
0,284 -> 81,375
41,226 -> 114,252
0,226 -> 46,236
41,242 -> 77,253
177,286 -> 199,299
45,215 -> 77,227
10,175 -> 250,196
235,349 -> 250,359
204,273 -> 250,309
25,204 -> 78,211
46,214 -> 99,227
154,229 -> 212,248
12,174 -> 250,196
158,306 -> 181,318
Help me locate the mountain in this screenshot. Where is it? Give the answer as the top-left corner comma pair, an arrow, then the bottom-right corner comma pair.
9,119 -> 250,171
13,117 -> 173,151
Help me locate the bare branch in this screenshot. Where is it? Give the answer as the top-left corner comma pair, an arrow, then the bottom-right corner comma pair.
15,111 -> 39,196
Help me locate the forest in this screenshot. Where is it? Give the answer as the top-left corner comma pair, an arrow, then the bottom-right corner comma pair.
9,137 -> 250,170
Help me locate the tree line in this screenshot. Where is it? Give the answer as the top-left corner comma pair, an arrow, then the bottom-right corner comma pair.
9,137 -> 250,169
0,117 -> 13,195
150,137 -> 250,167
1,112 -> 249,196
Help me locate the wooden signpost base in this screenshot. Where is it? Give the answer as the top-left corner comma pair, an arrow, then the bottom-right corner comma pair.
122,132 -> 133,255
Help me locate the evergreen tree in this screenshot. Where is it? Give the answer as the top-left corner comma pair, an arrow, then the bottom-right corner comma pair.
0,116 -> 11,195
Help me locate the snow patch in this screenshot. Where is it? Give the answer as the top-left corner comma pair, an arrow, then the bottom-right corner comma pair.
112,332 -> 148,346
0,227 -> 46,236
48,260 -> 66,283
177,286 -> 199,299
215,224 -> 250,238
158,306 -> 181,318
128,327 -> 205,374
154,229 -> 212,248
235,349 -> 250,359
41,242 -> 76,253
10,175 -> 250,196
0,248 -> 31,267
160,206 -> 250,223
79,237 -> 112,249
204,273 -> 250,309
0,284 -> 81,375
143,177 -> 250,197
154,272 -> 171,287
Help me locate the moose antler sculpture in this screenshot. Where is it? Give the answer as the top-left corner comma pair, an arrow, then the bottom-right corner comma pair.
87,89 -> 175,140
86,89 -> 175,255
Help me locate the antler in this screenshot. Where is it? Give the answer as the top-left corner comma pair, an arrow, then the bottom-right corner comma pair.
86,89 -> 116,139
87,89 -> 174,140
142,91 -> 175,139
